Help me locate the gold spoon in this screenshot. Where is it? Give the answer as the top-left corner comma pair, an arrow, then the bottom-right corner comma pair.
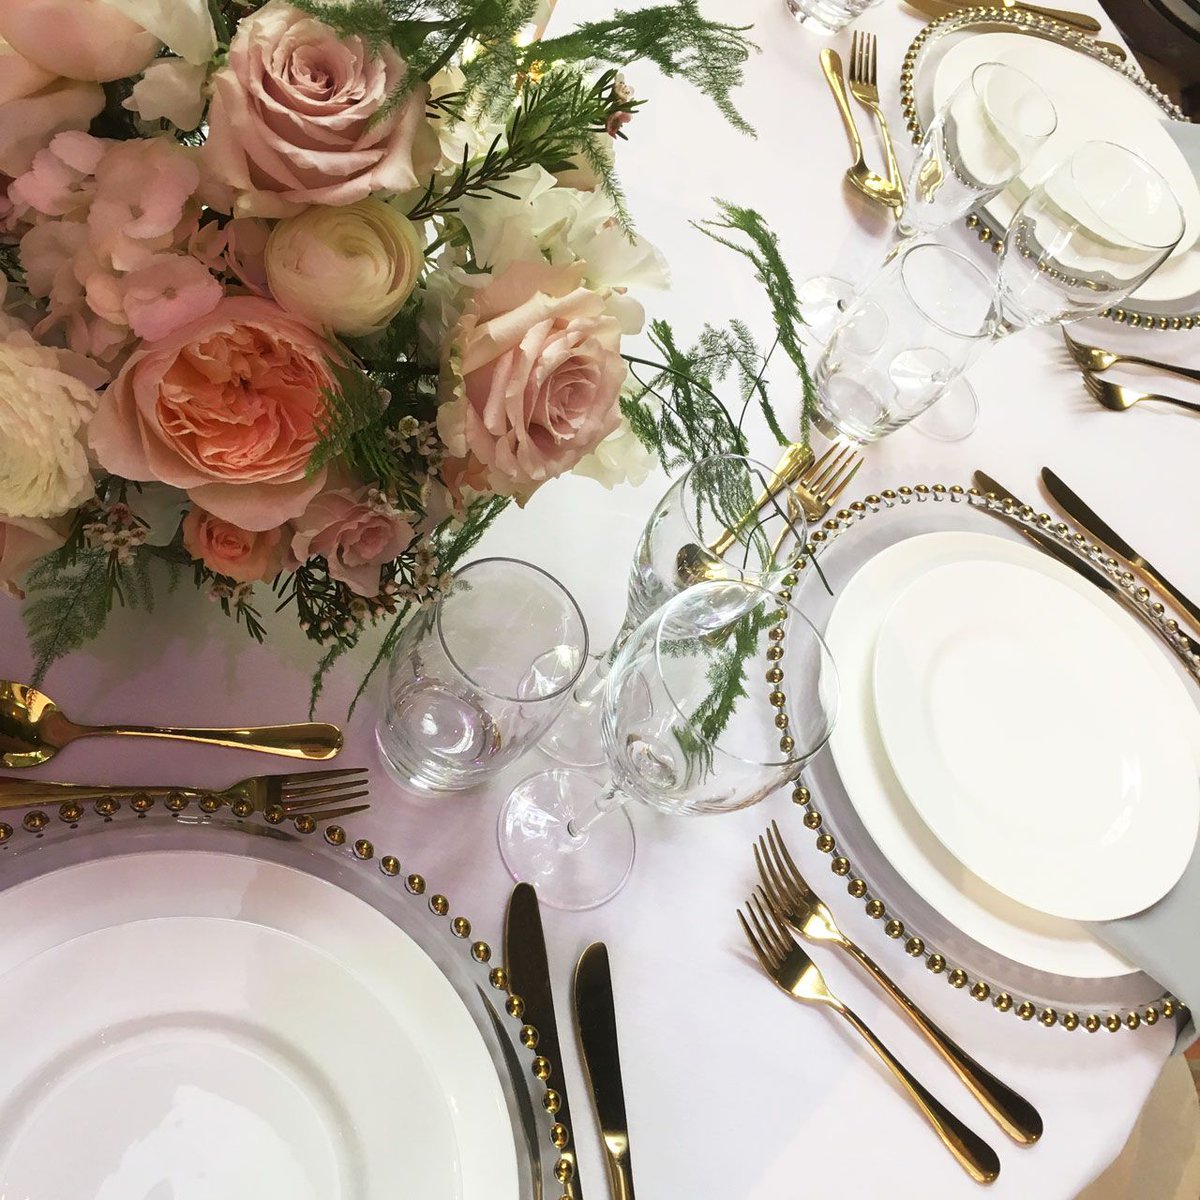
0,682 -> 343,768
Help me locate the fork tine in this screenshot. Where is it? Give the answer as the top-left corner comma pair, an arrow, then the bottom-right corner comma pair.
279,789 -> 370,812
754,836 -> 793,912
752,887 -> 796,961
280,777 -> 369,801
746,892 -> 788,968
824,453 -> 863,505
295,803 -> 371,823
849,30 -> 860,82
281,767 -> 369,787
738,904 -> 776,973
808,444 -> 851,494
867,32 -> 877,87
768,819 -> 814,902
798,442 -> 836,485
1082,371 -> 1103,401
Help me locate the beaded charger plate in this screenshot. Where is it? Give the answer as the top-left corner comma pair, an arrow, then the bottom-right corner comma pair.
788,484 -> 1195,1036
899,8 -> 1199,331
0,804 -> 574,1200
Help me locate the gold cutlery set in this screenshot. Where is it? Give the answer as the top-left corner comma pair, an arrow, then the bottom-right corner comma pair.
1064,330 -> 1200,417
0,678 -> 369,820
506,882 -> 637,1200
740,821 -> 1040,1183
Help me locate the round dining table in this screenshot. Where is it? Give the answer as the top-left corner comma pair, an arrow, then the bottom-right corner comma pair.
2,1 -> 1198,1196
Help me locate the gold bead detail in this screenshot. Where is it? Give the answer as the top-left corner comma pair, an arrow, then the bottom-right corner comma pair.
130,792 -> 154,813
994,993 -> 1013,1013
94,796 -> 119,816
884,919 -> 904,939
532,1056 -> 551,1081
782,573 -> 799,587
520,1025 -> 538,1049
293,815 -> 317,834
1144,1007 -> 1159,1026
1105,1014 -> 1121,1033
165,791 -> 188,811
554,1156 -> 573,1184
1063,1012 -> 1079,1031
353,839 -> 373,860
0,823 -> 11,842
864,899 -> 885,919
542,1089 -> 561,1114
792,784 -> 810,804
451,916 -> 471,939
1125,1012 -> 1140,1030
231,798 -> 253,819
429,894 -> 450,916
1040,1009 -> 1057,1027
550,1123 -> 569,1150
847,878 -> 867,899
1163,999 -> 1177,1019
406,874 -> 426,895
779,735 -> 795,754
489,967 -> 509,990
948,968 -> 968,989
766,645 -> 784,661
905,937 -> 924,957
59,801 -> 84,822
830,856 -> 850,876
927,954 -> 945,974
1017,1002 -> 1036,1021
506,994 -> 525,1019
264,804 -> 285,824
802,810 -> 821,830
325,825 -> 346,846
774,713 -> 789,730
815,833 -> 835,854
198,795 -> 221,814
971,982 -> 990,1002
768,626 -> 786,642
22,810 -> 48,832
472,941 -> 491,963
768,690 -> 786,708
765,667 -> 784,685
380,855 -> 400,876
1085,1015 -> 1102,1033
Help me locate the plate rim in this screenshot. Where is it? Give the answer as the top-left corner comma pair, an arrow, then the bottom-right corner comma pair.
899,7 -> 1199,332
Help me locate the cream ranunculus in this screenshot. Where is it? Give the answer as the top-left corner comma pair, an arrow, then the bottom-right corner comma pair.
0,326 -> 98,518
265,199 -> 424,337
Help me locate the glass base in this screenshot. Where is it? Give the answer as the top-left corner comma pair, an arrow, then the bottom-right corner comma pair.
537,695 -> 607,768
911,377 -> 979,443
498,769 -> 636,911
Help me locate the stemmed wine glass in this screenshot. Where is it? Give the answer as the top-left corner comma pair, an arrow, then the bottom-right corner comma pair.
502,581 -> 840,910
539,454 -> 810,768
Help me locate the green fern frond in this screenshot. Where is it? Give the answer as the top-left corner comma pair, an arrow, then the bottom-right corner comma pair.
22,550 -> 116,686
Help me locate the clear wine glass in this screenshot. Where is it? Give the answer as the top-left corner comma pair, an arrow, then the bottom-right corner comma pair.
501,581 -> 840,910
899,62 -> 1057,239
375,557 -> 588,792
996,139 -> 1185,331
538,454 -> 809,769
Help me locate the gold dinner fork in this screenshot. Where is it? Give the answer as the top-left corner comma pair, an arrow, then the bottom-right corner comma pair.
847,31 -> 905,218
0,767 -> 372,822
1082,371 -> 1200,416
738,888 -> 1001,1185
1063,329 -> 1200,385
756,820 -> 1042,1145
794,442 -> 863,521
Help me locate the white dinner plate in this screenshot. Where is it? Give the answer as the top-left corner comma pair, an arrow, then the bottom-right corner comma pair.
0,850 -> 519,1200
824,531 -> 1200,978
873,559 -> 1200,922
931,33 -> 1200,302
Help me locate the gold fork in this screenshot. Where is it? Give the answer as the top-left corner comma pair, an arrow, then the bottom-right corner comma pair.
0,767 -> 372,822
847,31 -> 905,219
1064,329 -> 1200,385
794,442 -> 863,520
738,888 -> 1000,1185
756,820 -> 1042,1145
1082,371 -> 1200,416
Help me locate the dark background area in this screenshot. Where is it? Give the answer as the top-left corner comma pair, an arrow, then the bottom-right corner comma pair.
1102,0 -> 1200,115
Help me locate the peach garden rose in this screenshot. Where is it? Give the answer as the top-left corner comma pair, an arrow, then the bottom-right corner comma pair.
437,262 -> 627,503
87,296 -> 336,531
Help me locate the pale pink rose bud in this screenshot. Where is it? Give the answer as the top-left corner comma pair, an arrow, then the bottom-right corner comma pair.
182,507 -> 285,583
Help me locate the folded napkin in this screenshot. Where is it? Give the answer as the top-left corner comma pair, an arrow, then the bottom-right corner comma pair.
1088,829 -> 1200,1052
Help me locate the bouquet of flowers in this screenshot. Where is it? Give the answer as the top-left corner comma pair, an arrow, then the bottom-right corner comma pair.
0,0 -> 814,704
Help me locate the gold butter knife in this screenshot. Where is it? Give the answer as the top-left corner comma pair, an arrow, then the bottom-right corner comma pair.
905,0 -> 1101,32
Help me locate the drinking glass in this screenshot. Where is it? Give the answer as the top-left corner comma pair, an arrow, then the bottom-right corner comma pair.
899,62 -> 1057,239
501,581 -> 840,910
996,140 -> 1185,331
539,454 -> 809,769
375,557 -> 588,792
812,242 -> 996,444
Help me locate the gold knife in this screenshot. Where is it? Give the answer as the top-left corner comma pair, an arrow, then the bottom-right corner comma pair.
575,943 -> 636,1200
904,0 -> 1102,32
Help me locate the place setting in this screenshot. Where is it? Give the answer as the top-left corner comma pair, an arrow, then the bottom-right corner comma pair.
0,0 -> 1198,1196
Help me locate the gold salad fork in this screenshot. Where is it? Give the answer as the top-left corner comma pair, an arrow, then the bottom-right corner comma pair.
738,889 -> 1001,1185
756,821 -> 1042,1145
794,443 -> 862,520
1082,371 -> 1200,416
1064,329 -> 1200,385
846,31 -> 904,216
0,767 -> 371,822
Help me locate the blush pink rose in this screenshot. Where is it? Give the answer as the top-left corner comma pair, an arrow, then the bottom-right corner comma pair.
0,39 -> 104,178
200,1 -> 439,217
182,506 -> 284,583
87,296 -> 335,531
436,262 -> 627,502
0,0 -> 160,83
290,488 -> 414,597
0,514 -> 66,597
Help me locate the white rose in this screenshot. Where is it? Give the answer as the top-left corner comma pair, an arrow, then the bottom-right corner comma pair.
0,327 -> 97,518
572,413 -> 656,490
123,57 -> 207,131
265,199 -> 425,337
104,0 -> 216,65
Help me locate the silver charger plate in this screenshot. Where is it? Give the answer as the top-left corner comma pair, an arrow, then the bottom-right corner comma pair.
790,483 -> 1193,1035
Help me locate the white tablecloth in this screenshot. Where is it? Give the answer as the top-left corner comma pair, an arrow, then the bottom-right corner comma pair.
3,2 -> 1199,1196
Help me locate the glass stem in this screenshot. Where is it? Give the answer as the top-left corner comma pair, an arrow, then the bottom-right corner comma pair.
567,781 -> 627,841
570,612 -> 638,705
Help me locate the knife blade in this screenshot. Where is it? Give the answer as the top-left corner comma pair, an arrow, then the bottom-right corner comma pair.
1041,467 -> 1200,629
975,470 -> 1200,658
904,0 -> 1102,34
504,883 -> 583,1200
574,942 -> 636,1200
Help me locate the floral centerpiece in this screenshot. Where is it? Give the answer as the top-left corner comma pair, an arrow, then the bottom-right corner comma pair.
0,0 -> 815,708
